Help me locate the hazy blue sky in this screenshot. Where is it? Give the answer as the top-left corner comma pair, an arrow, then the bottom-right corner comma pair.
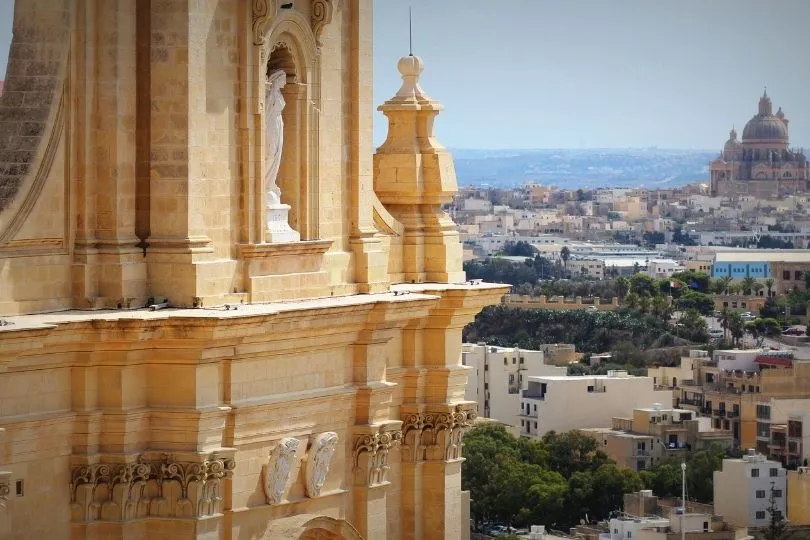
1,1 -> 807,150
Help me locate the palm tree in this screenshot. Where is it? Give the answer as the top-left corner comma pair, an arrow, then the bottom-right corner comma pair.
638,295 -> 651,314
718,307 -> 732,342
652,295 -> 672,321
741,277 -> 756,296
728,311 -> 746,347
716,276 -> 733,295
765,278 -> 775,297
615,276 -> 629,300
752,282 -> 765,297
560,246 -> 570,276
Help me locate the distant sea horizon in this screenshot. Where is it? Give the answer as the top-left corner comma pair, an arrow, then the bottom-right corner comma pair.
444,147 -> 720,190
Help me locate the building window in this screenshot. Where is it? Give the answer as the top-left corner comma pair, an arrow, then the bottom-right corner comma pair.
533,422 -> 537,429
484,364 -> 489,371
756,511 -> 766,520
756,490 -> 765,498
774,489 -> 783,497
484,383 -> 489,390
796,271 -> 803,281
503,358 -> 507,366
512,358 -> 516,364
587,385 -> 595,392
751,468 -> 760,478
784,270 -> 791,280
770,468 -> 778,477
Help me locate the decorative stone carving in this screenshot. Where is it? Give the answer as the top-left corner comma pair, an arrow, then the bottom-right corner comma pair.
305,432 -> 338,498
311,0 -> 341,47
401,405 -> 477,462
68,453 -> 235,523
353,424 -> 403,486
263,437 -> 301,504
0,471 -> 10,510
252,0 -> 275,45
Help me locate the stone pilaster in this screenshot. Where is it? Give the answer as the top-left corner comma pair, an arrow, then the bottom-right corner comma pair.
73,0 -> 147,309
352,422 -> 403,539
347,0 -> 389,293
400,404 -> 477,540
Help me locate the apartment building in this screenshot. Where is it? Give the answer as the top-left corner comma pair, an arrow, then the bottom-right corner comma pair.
649,349 -> 707,393
567,258 -> 606,279
463,343 -> 566,427
766,409 -> 810,467
519,371 -> 673,439
787,467 -> 810,525
677,350 -> 810,449
713,450 -> 787,528
580,405 -> 732,472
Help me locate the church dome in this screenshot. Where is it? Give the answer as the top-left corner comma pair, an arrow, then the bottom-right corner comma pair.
742,90 -> 788,144
723,127 -> 742,159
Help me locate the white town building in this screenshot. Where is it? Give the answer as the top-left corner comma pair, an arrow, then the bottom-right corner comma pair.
463,343 -> 566,428
519,370 -> 673,438
713,449 -> 787,528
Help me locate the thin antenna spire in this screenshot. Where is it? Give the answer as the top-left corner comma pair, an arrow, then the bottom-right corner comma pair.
408,6 -> 413,56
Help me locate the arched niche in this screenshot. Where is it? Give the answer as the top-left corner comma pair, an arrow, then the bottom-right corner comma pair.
255,13 -> 320,242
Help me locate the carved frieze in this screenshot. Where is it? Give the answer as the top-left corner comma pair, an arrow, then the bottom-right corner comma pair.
401,404 -> 477,462
353,424 -> 403,486
68,453 -> 235,523
305,432 -> 338,498
0,471 -> 10,510
263,437 -> 302,505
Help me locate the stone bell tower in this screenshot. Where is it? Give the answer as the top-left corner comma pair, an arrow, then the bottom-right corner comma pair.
373,54 -> 465,284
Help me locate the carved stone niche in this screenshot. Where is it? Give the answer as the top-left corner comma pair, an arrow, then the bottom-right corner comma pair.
68,451 -> 236,523
353,422 -> 403,487
401,403 -> 477,463
262,437 -> 302,505
304,432 -> 339,498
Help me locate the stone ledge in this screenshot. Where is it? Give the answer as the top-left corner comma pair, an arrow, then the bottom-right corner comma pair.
238,239 -> 332,261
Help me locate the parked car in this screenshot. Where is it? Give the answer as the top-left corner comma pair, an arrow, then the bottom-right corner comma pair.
709,329 -> 724,339
782,326 -> 806,336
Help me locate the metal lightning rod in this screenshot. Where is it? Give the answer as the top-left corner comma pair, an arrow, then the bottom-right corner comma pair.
409,6 -> 413,56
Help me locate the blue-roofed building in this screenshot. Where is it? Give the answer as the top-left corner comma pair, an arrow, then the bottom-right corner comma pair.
711,259 -> 770,279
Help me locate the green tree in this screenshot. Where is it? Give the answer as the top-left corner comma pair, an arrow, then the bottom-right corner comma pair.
671,270 -> 711,293
741,277 -> 756,296
752,281 -> 765,297
560,246 -> 571,272
629,274 -> 658,297
676,309 -> 709,343
542,430 -> 611,478
763,482 -> 788,540
715,276 -> 733,295
765,278 -> 775,297
675,291 -> 715,315
615,276 -> 630,300
727,311 -> 745,347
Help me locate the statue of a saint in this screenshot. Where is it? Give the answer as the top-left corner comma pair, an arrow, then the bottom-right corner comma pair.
264,69 -> 287,205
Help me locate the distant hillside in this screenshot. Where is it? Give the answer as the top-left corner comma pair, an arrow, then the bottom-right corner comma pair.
449,148 -> 717,189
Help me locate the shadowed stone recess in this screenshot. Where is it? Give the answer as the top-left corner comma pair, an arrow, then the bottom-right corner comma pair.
0,0 -> 70,213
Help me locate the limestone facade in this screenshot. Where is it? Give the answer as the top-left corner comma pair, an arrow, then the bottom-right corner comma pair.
0,1 -> 507,539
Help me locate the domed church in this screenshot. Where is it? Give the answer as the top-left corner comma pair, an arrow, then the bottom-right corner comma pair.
710,91 -> 809,197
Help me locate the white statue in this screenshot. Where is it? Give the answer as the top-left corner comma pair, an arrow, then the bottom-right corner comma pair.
264,69 -> 287,205
263,437 -> 301,505
305,432 -> 339,498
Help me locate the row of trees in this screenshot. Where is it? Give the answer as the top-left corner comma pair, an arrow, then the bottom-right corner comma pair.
462,425 -> 735,530
463,305 -> 671,355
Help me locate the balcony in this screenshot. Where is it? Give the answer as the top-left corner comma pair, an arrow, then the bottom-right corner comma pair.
726,410 -> 740,419
714,409 -> 727,417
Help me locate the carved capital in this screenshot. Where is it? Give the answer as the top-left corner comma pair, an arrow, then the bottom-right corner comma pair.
0,471 -> 10,510
353,422 -> 403,487
311,0 -> 340,47
305,432 -> 339,498
401,404 -> 477,462
263,437 -> 302,505
69,452 -> 235,522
